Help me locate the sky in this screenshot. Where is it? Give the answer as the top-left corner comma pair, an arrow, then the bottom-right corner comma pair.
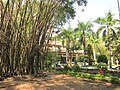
65,0 -> 120,32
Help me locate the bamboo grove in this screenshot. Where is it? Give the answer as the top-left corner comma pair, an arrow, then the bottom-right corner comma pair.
0,0 -> 63,76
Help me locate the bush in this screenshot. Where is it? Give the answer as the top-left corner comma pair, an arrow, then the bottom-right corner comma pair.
71,64 -> 80,71
94,74 -> 104,80
58,70 -> 120,84
111,76 -> 120,84
79,56 -> 88,62
69,72 -> 77,76
97,62 -> 107,70
97,54 -> 108,64
64,65 -> 72,70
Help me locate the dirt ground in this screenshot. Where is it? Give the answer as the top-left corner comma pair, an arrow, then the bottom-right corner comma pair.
0,72 -> 120,90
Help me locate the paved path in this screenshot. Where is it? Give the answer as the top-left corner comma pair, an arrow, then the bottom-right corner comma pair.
0,72 -> 120,90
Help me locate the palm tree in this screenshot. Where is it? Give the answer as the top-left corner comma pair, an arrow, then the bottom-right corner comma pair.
75,21 -> 93,65
57,27 -> 74,65
97,38 -> 109,56
112,30 -> 120,66
95,11 -> 119,69
87,31 -> 99,64
86,44 -> 93,65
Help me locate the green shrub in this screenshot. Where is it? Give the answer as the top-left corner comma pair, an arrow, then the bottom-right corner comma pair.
111,76 -> 120,84
80,73 -> 85,78
76,72 -> 82,77
84,73 -> 91,78
71,64 -> 80,71
78,56 -> 88,62
58,70 -> 120,84
97,62 -> 107,70
61,70 -> 67,74
69,72 -> 77,76
94,74 -> 104,80
89,74 -> 95,80
97,54 -> 108,64
64,65 -> 72,70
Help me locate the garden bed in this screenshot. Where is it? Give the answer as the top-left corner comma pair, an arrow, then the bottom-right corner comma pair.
58,70 -> 120,85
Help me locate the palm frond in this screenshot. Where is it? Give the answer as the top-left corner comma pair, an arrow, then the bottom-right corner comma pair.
114,27 -> 120,31
102,29 -> 107,41
74,28 -> 79,32
94,17 -> 106,25
86,21 -> 93,29
112,19 -> 120,25
111,28 -> 118,40
97,26 -> 105,36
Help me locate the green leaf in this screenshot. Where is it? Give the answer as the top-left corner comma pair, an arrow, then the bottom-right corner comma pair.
97,26 -> 105,36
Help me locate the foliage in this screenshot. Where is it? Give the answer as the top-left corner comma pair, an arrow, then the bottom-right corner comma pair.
1,0 -> 60,76
112,31 -> 120,62
95,11 -> 119,68
96,39 -> 109,55
74,21 -> 93,65
96,62 -> 107,70
58,70 -> 120,84
56,0 -> 88,25
79,56 -> 88,62
44,52 -> 54,68
95,11 -> 119,48
87,31 -> 99,64
97,55 -> 108,64
71,64 -> 80,71
75,21 -> 93,48
111,77 -> 120,84
64,65 -> 72,70
54,27 -> 78,65
44,51 -> 62,71
86,44 -> 93,65
0,0 -> 87,77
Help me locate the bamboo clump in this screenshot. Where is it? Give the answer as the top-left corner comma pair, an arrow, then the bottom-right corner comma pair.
0,0 -> 60,76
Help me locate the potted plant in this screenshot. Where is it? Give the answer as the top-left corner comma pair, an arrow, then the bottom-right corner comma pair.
97,62 -> 107,74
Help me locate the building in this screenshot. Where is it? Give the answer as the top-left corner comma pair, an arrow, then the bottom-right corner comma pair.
48,40 -> 84,63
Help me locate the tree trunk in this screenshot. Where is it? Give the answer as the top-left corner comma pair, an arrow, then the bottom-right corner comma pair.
66,40 -> 69,64
0,0 -> 61,76
83,32 -> 86,66
108,46 -> 113,69
107,27 -> 113,69
93,44 -> 97,64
